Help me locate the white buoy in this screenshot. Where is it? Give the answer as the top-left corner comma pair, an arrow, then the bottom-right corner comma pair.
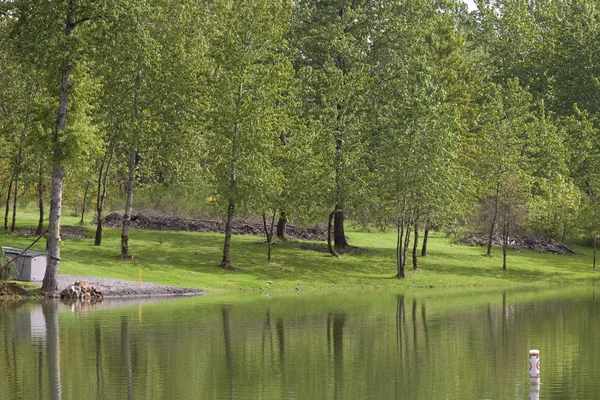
529,349 -> 540,385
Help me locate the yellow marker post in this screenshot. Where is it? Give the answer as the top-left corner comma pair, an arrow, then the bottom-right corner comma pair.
138,269 -> 143,286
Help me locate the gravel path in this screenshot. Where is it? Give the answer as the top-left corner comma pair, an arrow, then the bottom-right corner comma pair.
57,275 -> 204,298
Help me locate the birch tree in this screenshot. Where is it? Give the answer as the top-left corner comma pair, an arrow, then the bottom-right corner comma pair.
203,0 -> 293,269
3,0 -> 107,295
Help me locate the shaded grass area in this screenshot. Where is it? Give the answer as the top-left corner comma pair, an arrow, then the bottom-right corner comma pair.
1,211 -> 599,294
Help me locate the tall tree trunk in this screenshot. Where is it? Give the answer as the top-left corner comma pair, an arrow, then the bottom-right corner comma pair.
561,223 -> 568,243
95,144 -> 114,246
328,209 -> 340,257
421,219 -> 430,257
403,217 -> 412,272
43,4 -> 75,296
10,172 -> 18,233
4,169 -> 14,230
487,184 -> 500,257
44,164 -> 64,295
502,210 -> 509,271
221,83 -> 243,270
10,83 -> 36,233
36,165 -> 45,236
412,222 -> 419,271
121,148 -> 136,259
10,125 -> 26,233
333,206 -> 348,249
262,208 -> 277,262
396,196 -> 407,279
276,211 -> 287,240
594,232 -> 597,270
80,180 -> 90,225
121,55 -> 142,259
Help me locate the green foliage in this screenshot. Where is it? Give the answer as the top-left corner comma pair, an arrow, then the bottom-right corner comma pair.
3,0 -> 600,276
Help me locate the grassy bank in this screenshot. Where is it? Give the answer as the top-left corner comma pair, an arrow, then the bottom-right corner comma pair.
1,210 -> 599,294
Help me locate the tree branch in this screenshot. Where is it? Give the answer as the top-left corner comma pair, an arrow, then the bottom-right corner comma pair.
72,17 -> 91,28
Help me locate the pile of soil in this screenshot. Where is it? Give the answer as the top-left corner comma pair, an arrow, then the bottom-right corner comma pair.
460,232 -> 575,254
17,226 -> 89,240
99,212 -> 328,241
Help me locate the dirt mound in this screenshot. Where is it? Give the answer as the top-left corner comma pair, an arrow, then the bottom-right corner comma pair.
460,232 -> 574,254
17,226 -> 89,240
100,212 -> 327,241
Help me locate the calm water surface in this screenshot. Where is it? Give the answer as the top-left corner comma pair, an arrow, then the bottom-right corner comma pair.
1,286 -> 599,399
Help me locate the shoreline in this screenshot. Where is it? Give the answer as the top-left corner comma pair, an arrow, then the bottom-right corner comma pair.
55,275 -> 204,298
0,275 -> 205,300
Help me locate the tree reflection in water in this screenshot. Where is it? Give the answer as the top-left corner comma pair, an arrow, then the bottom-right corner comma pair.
42,301 -> 61,400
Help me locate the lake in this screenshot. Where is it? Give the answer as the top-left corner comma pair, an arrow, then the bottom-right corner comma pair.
1,286 -> 599,399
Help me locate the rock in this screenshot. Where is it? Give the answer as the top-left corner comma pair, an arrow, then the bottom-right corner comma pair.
60,281 -> 103,301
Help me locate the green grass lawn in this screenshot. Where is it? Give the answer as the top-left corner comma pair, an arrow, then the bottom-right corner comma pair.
1,210 -> 599,294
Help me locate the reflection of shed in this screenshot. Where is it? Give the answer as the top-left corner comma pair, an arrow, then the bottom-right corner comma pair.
15,307 -> 47,344
1,247 -> 47,282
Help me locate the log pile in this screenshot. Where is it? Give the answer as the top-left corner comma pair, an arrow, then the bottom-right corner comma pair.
60,280 -> 103,301
460,232 -> 575,254
98,212 -> 328,241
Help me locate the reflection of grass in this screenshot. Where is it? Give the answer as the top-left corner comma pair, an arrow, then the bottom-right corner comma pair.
1,210 -> 599,294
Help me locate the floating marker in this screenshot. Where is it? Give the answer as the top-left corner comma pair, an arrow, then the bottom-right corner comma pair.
529,349 -> 540,385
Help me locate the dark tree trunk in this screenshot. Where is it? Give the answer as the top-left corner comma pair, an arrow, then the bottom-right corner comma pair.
562,223 -> 568,243
594,232 -> 597,270
80,180 -> 90,225
121,148 -> 136,259
403,219 -> 412,272
328,209 -> 340,257
220,83 -> 243,270
10,131 -> 25,233
487,185 -> 500,257
262,208 -> 276,262
10,162 -> 21,233
421,219 -> 430,257
221,201 -> 236,269
36,165 -> 44,236
4,169 -> 14,230
396,196 -> 407,279
10,174 -> 18,233
121,55 -> 142,259
276,211 -> 287,240
10,180 -> 17,233
502,211 -> 509,271
333,206 -> 348,248
412,222 -> 419,271
95,144 -> 113,246
44,3 -> 76,296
